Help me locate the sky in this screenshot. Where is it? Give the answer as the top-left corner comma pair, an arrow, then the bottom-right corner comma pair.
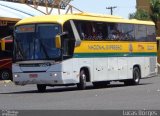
0,0 -> 136,19
71,0 -> 136,19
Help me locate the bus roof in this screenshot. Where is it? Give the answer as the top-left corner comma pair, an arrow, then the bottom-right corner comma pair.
16,12 -> 155,26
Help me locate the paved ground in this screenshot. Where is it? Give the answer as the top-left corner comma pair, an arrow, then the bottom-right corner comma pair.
0,76 -> 160,110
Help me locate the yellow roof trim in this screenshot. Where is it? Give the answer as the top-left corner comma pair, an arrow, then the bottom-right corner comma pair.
16,13 -> 155,26
73,12 -> 123,19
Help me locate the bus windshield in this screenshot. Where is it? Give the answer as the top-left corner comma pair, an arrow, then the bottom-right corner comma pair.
14,24 -> 61,61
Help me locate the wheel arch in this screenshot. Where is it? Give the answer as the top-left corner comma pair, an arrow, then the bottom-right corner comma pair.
80,67 -> 91,82
133,64 -> 141,79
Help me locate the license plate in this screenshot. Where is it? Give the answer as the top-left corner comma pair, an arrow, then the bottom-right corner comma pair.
29,74 -> 38,78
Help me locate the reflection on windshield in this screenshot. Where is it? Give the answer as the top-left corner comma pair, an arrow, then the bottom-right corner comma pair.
14,24 -> 61,61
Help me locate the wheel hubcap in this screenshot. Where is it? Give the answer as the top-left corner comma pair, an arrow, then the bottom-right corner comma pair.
1,72 -> 9,80
82,74 -> 86,81
134,70 -> 139,83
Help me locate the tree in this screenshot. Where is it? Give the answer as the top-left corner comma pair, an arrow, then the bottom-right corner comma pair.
150,0 -> 160,29
129,9 -> 150,20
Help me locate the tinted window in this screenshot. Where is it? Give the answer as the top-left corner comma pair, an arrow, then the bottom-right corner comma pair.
63,21 -> 75,58
135,25 -> 147,41
107,23 -> 135,41
108,23 -> 122,41
147,26 -> 156,42
74,20 -> 108,41
74,20 -> 94,40
75,21 -> 136,41
120,24 -> 135,41
92,22 -> 107,40
74,20 -> 155,42
63,21 -> 74,39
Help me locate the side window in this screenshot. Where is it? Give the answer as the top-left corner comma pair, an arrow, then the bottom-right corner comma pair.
84,22 -> 93,40
93,22 -> 107,40
74,20 -> 83,39
74,20 -> 93,40
63,21 -> 74,39
147,26 -> 156,42
108,23 -> 122,41
135,25 -> 147,41
63,21 -> 75,58
74,20 -> 108,41
121,24 -> 135,41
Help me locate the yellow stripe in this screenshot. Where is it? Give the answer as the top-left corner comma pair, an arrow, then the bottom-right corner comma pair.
74,41 -> 157,53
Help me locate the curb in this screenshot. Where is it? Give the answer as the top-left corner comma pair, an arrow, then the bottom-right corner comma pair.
0,80 -> 12,84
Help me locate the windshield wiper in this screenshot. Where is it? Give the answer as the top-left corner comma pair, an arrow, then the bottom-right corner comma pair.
37,38 -> 49,59
14,39 -> 25,60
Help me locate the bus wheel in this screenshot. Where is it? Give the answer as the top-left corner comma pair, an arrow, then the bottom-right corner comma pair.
77,69 -> 87,90
124,67 -> 140,85
37,84 -> 46,92
0,70 -> 12,80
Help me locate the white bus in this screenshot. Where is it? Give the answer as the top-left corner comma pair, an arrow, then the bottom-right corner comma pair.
12,13 -> 157,92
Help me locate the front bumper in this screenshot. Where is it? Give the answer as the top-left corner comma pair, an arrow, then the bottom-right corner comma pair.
13,72 -> 78,85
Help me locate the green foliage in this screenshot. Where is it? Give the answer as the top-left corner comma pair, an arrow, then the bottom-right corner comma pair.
129,0 -> 160,29
150,0 -> 160,24
129,9 -> 150,20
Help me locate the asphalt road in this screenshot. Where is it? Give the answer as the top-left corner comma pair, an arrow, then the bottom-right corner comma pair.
0,76 -> 160,110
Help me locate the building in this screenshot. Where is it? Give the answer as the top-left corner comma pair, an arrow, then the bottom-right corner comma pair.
0,1 -> 44,39
0,0 -> 73,39
136,0 -> 151,13
0,17 -> 20,39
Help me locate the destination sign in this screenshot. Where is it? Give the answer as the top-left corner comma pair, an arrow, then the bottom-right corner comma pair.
16,25 -> 35,33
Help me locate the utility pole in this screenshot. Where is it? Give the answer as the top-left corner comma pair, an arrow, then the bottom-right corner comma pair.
106,6 -> 117,15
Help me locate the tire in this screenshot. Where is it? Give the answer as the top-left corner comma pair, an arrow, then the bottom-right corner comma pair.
37,84 -> 46,92
124,67 -> 141,85
0,69 -> 12,80
77,69 -> 87,90
93,81 -> 110,88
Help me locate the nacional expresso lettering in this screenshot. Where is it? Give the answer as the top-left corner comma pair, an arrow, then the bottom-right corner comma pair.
88,45 -> 122,50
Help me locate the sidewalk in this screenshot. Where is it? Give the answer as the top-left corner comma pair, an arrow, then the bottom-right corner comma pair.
0,80 -> 12,84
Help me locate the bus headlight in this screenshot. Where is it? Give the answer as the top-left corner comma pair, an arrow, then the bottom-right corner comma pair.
50,73 -> 58,77
54,73 -> 57,77
14,74 -> 19,78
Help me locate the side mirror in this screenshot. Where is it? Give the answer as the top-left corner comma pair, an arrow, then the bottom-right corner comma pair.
1,39 -> 5,51
55,35 -> 61,49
